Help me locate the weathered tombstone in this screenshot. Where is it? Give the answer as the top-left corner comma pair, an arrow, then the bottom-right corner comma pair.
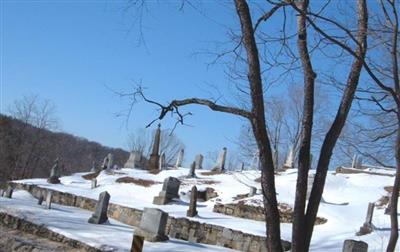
187,161 -> 196,178
125,151 -> 145,169
159,153 -> 166,170
5,186 -> 13,198
37,193 -> 44,205
148,124 -> 161,170
47,158 -> 61,184
306,174 -> 315,200
283,147 -> 295,169
356,202 -> 374,236
101,155 -> 109,170
195,154 -> 203,170
107,153 -> 114,171
153,177 -> 181,205
135,208 -> 169,242
240,162 -> 245,171
131,234 -> 144,252
88,191 -> 110,224
0,189 -> 4,197
213,147 -> 227,172
90,161 -> 97,173
91,178 -> 97,189
46,191 -> 52,209
249,186 -> 257,197
352,155 -> 363,169
342,239 -> 368,252
187,186 -> 198,217
175,149 -> 184,168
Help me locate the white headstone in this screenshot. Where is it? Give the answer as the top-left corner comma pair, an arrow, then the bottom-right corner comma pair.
46,191 -> 52,209
175,149 -> 184,168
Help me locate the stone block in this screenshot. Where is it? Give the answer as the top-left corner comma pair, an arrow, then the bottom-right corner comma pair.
342,239 -> 368,252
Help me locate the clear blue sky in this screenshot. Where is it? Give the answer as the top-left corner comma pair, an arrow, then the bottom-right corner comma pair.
1,1 -> 251,166
1,1 -> 379,168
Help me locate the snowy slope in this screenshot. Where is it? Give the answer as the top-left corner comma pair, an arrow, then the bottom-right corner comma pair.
13,166 -> 399,251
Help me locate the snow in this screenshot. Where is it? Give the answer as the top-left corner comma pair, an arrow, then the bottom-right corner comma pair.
11,166 -> 400,251
0,190 -> 237,252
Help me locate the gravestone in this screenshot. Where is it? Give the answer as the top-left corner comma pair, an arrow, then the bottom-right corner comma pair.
352,155 -> 363,169
0,189 -> 4,197
175,149 -> 184,168
46,191 -> 52,209
90,161 -> 97,173
47,158 -> 61,184
159,153 -> 166,170
356,202 -> 374,236
91,178 -> 97,189
195,154 -> 203,170
240,162 -> 245,171
306,174 -> 315,200
283,147 -> 295,169
131,234 -> 144,252
5,186 -> 13,198
187,162 -> 196,178
153,177 -> 181,205
249,186 -> 257,197
101,155 -> 109,170
187,186 -> 198,217
125,151 -> 146,169
135,208 -> 169,242
106,153 -> 114,172
38,193 -> 44,205
88,191 -> 110,224
213,147 -> 227,172
148,124 -> 161,170
342,239 -> 368,252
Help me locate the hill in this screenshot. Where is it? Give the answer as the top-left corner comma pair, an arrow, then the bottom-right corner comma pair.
0,114 -> 129,183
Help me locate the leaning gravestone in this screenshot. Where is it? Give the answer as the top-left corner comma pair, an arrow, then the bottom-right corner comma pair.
5,186 -> 13,198
175,149 -> 184,168
195,154 -> 204,170
187,161 -> 196,178
88,191 -> 110,224
135,208 -> 169,242
46,191 -> 52,209
187,186 -> 198,217
153,177 -> 181,205
47,158 -> 61,184
356,202 -> 374,236
342,239 -> 368,252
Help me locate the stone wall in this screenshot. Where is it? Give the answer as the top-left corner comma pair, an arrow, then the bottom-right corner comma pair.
10,182 -> 291,252
213,202 -> 327,225
0,212 -> 101,252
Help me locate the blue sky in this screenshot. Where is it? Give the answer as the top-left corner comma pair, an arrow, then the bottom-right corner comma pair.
1,1 -> 251,166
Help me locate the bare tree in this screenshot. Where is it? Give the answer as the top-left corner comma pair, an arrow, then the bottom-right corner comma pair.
5,95 -> 58,179
123,0 -> 368,251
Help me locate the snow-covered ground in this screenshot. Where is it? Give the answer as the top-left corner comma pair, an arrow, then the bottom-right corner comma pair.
10,166 -> 400,251
0,190 -> 236,252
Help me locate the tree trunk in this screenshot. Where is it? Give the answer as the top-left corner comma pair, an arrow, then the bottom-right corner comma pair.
387,126 -> 400,252
234,0 -> 283,250
303,1 -> 368,249
292,0 -> 315,250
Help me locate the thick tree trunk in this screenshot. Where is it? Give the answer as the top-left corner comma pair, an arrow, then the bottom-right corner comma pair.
234,0 -> 283,250
302,1 -> 368,249
387,124 -> 400,252
292,0 -> 315,251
